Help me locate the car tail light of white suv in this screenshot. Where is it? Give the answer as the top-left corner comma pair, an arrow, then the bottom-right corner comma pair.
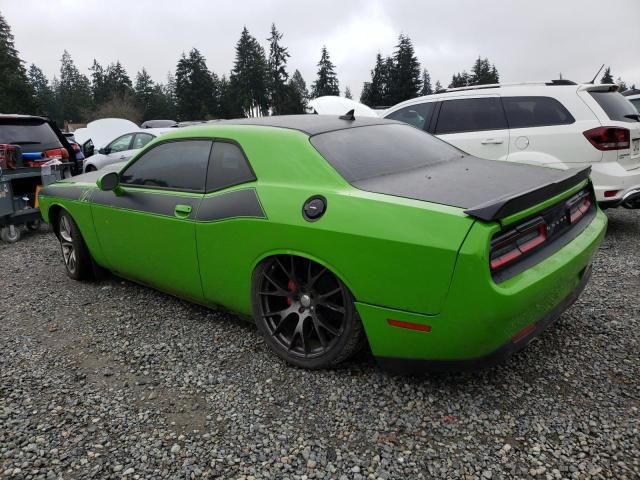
583,127 -> 630,151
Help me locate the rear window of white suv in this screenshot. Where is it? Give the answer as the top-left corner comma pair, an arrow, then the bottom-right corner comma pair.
589,91 -> 639,123
503,96 -> 575,128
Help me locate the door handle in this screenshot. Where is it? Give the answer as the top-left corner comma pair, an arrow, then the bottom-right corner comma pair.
481,139 -> 504,145
174,204 -> 192,218
119,156 -> 126,160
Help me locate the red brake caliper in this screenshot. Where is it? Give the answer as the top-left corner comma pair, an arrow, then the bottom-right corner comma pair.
287,280 -> 295,305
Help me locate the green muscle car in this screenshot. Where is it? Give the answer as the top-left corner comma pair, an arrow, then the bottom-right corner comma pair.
38,115 -> 607,372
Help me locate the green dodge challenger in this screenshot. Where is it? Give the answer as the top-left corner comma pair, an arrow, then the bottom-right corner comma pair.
38,115 -> 607,372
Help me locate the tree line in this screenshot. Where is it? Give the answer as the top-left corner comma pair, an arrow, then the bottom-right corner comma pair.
0,10 -> 635,128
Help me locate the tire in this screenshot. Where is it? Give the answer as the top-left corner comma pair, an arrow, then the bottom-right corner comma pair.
85,165 -> 97,173
0,225 -> 21,243
56,211 -> 94,280
252,255 -> 365,369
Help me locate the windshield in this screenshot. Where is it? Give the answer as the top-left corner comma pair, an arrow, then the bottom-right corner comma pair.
310,123 -> 464,183
0,119 -> 62,153
589,91 -> 639,123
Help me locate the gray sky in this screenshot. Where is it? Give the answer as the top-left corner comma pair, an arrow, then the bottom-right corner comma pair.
4,0 -> 640,99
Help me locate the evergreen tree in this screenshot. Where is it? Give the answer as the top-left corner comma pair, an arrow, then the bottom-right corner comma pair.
104,61 -> 133,99
344,85 -> 352,99
231,27 -> 269,117
600,67 -> 614,84
288,69 -> 309,113
134,68 -> 156,119
616,77 -> 628,93
471,57 -> 499,85
175,48 -> 219,120
360,53 -> 386,107
434,80 -> 443,92
58,50 -> 92,123
89,60 -> 110,106
218,75 -> 244,119
0,12 -> 35,113
388,34 -> 421,104
311,46 -> 340,98
449,71 -> 471,88
420,68 -> 432,95
266,23 -> 291,115
27,64 -> 54,117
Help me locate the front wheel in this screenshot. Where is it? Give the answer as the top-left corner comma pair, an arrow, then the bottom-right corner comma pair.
56,211 -> 94,280
84,165 -> 97,173
252,255 -> 365,369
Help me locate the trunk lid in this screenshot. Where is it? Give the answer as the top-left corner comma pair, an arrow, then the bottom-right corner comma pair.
352,156 -> 591,221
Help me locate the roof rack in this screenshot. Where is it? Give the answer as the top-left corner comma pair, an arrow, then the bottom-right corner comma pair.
440,80 -> 577,94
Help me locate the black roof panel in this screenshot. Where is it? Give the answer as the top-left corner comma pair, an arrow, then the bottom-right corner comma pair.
219,114 -> 396,135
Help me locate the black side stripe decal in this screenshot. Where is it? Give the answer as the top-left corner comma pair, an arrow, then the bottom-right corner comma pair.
92,189 -> 199,217
197,188 -> 266,222
40,186 -> 88,201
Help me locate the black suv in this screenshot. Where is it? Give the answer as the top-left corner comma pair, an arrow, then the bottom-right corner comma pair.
0,115 -> 81,175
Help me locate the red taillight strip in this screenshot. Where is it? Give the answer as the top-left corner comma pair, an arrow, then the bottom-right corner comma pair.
387,319 -> 432,332
490,248 -> 522,270
518,224 -> 547,253
490,221 -> 547,271
512,323 -> 536,343
569,197 -> 592,224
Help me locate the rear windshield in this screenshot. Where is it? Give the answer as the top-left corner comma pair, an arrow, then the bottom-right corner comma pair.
0,119 -> 61,153
310,123 -> 464,182
589,91 -> 639,123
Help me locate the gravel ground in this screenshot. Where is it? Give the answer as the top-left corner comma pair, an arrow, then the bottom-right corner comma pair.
1,209 -> 638,480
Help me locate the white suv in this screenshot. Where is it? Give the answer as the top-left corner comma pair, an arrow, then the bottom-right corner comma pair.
383,81 -> 640,209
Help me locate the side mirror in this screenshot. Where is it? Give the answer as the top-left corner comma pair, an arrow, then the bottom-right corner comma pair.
97,171 -> 123,195
98,146 -> 111,155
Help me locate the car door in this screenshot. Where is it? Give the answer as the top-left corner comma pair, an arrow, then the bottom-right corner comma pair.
91,139 -> 212,301
102,133 -> 135,167
433,96 -> 510,160
195,141 -> 263,313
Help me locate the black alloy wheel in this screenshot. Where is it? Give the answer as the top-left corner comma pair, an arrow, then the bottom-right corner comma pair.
253,255 -> 365,369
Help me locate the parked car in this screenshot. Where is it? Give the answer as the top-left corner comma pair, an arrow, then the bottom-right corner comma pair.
307,96 -> 380,117
384,81 -> 640,209
83,128 -> 170,172
63,132 -> 85,166
38,115 -> 606,372
622,88 -> 640,113
0,115 -> 81,174
141,119 -> 178,128
73,118 -> 139,160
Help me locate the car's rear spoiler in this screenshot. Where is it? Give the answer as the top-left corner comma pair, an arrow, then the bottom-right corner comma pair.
463,166 -> 591,222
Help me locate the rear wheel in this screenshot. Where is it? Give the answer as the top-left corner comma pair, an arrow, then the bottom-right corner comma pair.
253,255 -> 365,369
56,211 -> 94,280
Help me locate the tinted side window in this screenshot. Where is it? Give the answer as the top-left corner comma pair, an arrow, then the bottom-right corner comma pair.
589,91 -> 639,122
206,142 -> 256,192
109,134 -> 134,153
503,96 -> 575,128
435,98 -> 507,134
630,98 -> 640,113
385,102 -> 435,130
132,133 -> 154,149
121,140 -> 212,191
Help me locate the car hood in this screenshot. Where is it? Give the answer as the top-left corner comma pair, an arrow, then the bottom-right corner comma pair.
73,118 -> 138,149
353,157 -> 591,221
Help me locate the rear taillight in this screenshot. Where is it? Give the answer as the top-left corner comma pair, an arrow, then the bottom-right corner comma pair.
568,194 -> 592,224
43,147 -> 69,160
490,218 -> 547,271
583,127 -> 630,151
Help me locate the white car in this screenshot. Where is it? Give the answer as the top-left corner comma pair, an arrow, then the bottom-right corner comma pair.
83,128 -> 170,172
622,89 -> 640,113
383,81 -> 640,209
307,96 -> 380,118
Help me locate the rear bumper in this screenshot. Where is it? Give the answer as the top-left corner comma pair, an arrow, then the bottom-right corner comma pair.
590,161 -> 640,205
376,265 -> 592,374
356,208 -> 607,372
